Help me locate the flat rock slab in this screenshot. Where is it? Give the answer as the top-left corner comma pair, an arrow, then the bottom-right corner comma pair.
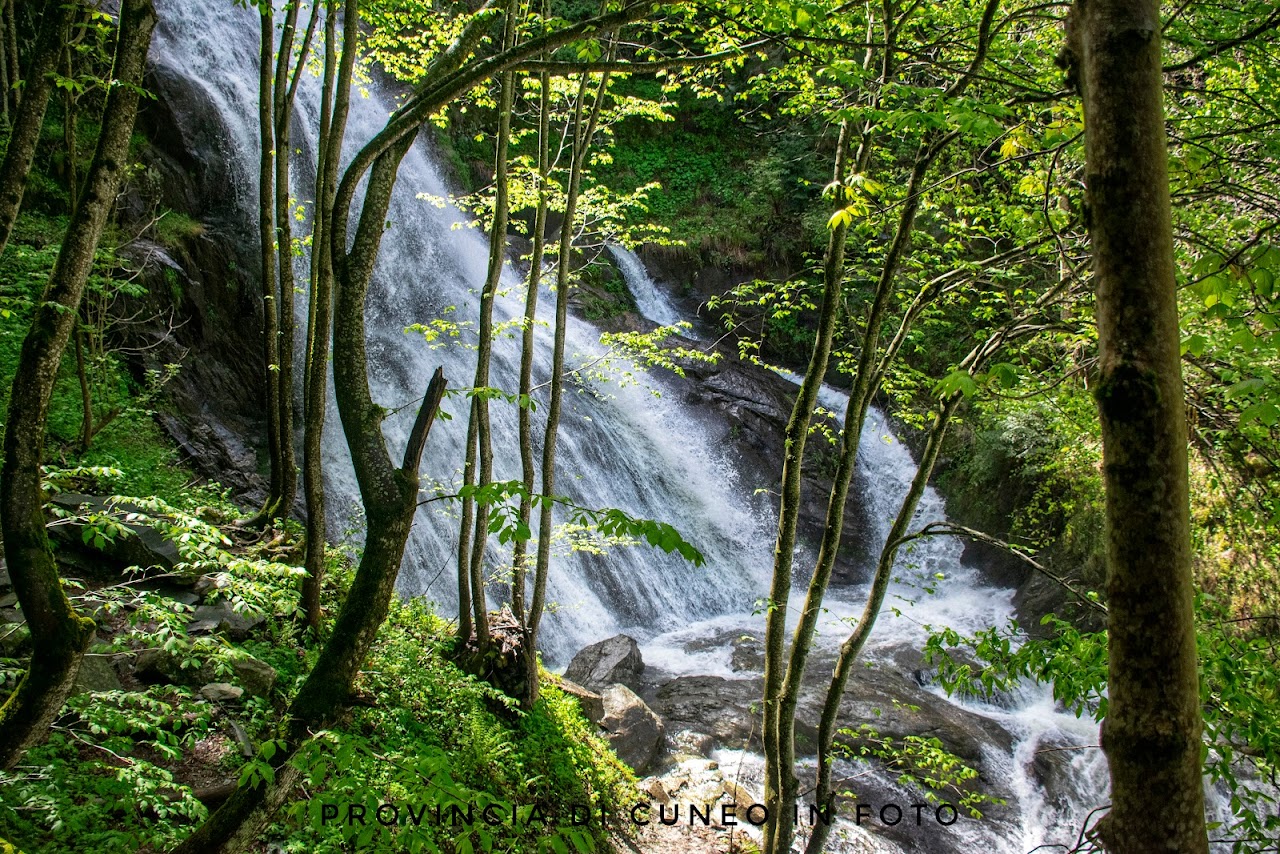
47,493 -> 184,576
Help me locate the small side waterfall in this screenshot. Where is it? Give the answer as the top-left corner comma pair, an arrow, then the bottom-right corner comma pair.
606,244 -> 685,327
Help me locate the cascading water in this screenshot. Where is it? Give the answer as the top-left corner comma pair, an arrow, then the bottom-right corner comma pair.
146,4 -> 1233,851
606,244 -> 685,328
148,0 -> 774,663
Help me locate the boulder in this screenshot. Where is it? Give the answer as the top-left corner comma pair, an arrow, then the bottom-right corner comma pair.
134,647 -> 197,685
563,635 -> 645,691
649,675 -> 762,749
230,655 -> 277,697
669,729 -> 715,758
600,684 -> 665,773
730,634 -> 764,672
47,493 -> 184,576
200,682 -> 243,703
0,620 -> 31,657
188,601 -> 265,640
72,656 -> 124,695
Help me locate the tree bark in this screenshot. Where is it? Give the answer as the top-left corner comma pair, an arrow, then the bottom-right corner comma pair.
249,4 -> 284,527
0,0 -> 157,770
1073,0 -> 1209,849
514,54 -> 552,709
462,0 -> 518,654
761,120 -> 852,854
0,0 -> 77,257
301,0 -> 353,632
803,393 -> 961,854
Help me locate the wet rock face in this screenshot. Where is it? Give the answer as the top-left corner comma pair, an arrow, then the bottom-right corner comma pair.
563,634 -> 646,692
648,676 -> 764,750
117,62 -> 269,506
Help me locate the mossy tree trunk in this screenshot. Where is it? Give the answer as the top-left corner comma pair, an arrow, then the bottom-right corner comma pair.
1073,0 -> 1209,848
301,0 -> 355,632
0,0 -> 77,257
0,0 -> 157,770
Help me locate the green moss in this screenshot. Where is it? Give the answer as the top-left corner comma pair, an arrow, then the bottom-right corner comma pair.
153,210 -> 206,247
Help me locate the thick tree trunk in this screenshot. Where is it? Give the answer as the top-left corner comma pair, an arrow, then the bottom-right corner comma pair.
1074,0 -> 1209,849
0,0 -> 157,770
0,0 -> 77,257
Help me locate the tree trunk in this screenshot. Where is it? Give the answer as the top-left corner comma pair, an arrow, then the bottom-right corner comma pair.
0,0 -> 77,257
462,0 -> 518,655
270,0 -> 305,524
250,4 -> 284,526
1073,0 -> 1209,848
526,71 -> 608,707
0,0 -> 157,770
513,57 -> 551,708
301,0 -> 353,632
803,393 -> 961,854
760,121 -> 852,854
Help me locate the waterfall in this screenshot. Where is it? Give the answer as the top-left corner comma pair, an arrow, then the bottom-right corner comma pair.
607,244 -> 685,327
145,5 -> 1237,852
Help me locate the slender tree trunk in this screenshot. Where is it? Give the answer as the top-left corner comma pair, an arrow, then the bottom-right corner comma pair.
250,4 -> 285,526
0,0 -> 14,121
766,129 -> 953,854
803,393 -> 961,854
270,0 -> 319,525
1073,0 -> 1209,848
0,0 -> 77,257
0,0 -> 157,770
74,322 -> 94,449
302,0 -> 352,631
514,59 -> 551,708
761,121 -> 852,854
61,39 -> 78,210
527,71 -> 608,704
463,0 -> 518,654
